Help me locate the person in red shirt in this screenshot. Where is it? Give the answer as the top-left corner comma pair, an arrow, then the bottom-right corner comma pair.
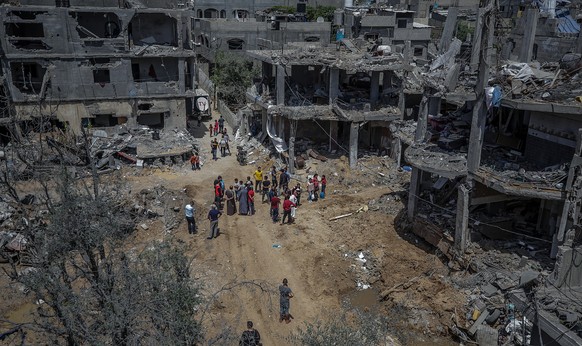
247,186 -> 255,215
321,175 -> 327,196
270,194 -> 281,223
214,180 -> 222,209
281,196 -> 296,224
190,153 -> 200,170
312,174 -> 320,201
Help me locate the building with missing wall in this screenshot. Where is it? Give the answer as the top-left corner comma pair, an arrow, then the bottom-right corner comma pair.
1,0 -> 197,133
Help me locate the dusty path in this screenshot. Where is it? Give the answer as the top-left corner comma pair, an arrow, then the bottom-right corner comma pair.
126,119 -> 353,344
122,116 -> 464,345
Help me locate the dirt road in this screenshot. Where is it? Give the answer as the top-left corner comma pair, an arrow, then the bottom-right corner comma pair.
125,120 -> 464,345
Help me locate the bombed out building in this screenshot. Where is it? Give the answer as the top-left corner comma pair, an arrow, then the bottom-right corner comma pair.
245,46 -> 405,172
0,0 -> 197,134
390,2 -> 582,344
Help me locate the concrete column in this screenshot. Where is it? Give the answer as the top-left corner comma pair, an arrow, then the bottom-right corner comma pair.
278,115 -> 285,139
288,120 -> 296,174
470,8 -> 484,72
415,94 -> 428,142
455,184 -> 470,254
404,41 -> 412,63
440,7 -> 459,53
467,6 -> 495,173
349,122 -> 359,169
276,65 -> 285,106
518,8 -> 539,63
178,58 -> 186,93
329,120 -> 338,151
370,71 -> 380,107
407,168 -> 421,221
329,68 -> 339,104
261,109 -> 267,135
391,137 -> 401,167
398,87 -> 405,119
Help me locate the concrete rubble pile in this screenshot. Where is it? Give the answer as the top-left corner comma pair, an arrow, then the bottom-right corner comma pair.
343,250 -> 383,290
89,126 -> 200,171
495,54 -> 582,104
448,237 -> 582,346
480,145 -> 568,188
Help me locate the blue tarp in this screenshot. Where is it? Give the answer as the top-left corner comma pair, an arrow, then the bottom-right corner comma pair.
556,8 -> 580,34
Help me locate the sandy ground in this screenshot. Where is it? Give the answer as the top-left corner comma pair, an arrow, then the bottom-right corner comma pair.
0,118 -> 465,345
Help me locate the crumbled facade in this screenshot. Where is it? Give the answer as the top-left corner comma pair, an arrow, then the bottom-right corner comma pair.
244,47 -> 404,172
390,2 -> 582,344
1,0 -> 197,133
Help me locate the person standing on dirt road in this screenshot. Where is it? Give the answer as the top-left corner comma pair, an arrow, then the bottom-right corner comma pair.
254,167 -> 263,191
224,132 -> 231,155
211,138 -> 219,160
239,321 -> 261,346
218,115 -> 225,134
209,123 -> 213,137
207,204 -> 222,239
225,185 -> 237,216
214,179 -> 222,209
261,175 -> 270,203
220,135 -> 227,157
247,186 -> 256,215
281,195 -> 295,224
270,192 -> 280,223
214,119 -> 219,136
279,278 -> 294,323
269,167 -> 277,194
184,202 -> 196,234
289,191 -> 298,221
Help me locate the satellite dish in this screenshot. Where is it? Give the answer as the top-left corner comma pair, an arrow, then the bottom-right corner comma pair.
316,16 -> 324,23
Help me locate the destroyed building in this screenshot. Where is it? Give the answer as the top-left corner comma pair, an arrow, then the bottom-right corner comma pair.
500,1 -> 582,62
390,2 -> 582,344
0,0 -> 197,133
337,7 -> 432,59
193,0 -> 343,19
244,46 -> 404,172
194,18 -> 332,62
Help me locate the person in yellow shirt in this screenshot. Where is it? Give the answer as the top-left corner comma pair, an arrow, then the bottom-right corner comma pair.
254,166 -> 263,191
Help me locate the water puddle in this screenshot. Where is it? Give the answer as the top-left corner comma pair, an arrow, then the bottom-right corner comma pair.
346,288 -> 379,310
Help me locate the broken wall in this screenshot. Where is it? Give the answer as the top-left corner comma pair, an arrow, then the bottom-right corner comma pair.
196,19 -> 331,56
551,245 -> 582,288
130,13 -> 179,46
13,98 -> 187,134
524,111 -> 579,168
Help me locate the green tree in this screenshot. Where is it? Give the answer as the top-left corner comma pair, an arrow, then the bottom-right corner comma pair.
456,21 -> 474,42
7,171 -> 203,345
270,5 -> 295,14
306,6 -> 336,22
211,52 -> 260,110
